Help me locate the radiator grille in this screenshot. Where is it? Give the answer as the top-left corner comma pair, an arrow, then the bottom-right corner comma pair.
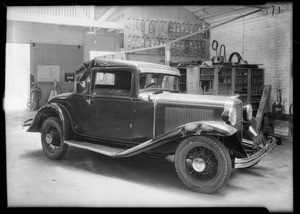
164,107 -> 216,132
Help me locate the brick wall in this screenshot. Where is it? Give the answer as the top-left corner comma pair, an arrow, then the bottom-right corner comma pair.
210,4 -> 292,113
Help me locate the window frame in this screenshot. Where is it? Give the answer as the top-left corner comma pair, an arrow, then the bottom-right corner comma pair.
90,67 -> 135,98
138,72 -> 180,92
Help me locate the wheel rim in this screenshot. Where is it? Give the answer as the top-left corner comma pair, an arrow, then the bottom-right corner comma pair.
185,146 -> 219,181
43,126 -> 61,153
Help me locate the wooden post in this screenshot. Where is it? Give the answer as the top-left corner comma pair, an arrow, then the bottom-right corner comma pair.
247,68 -> 251,105
213,65 -> 219,95
165,44 -> 170,66
231,67 -> 235,95
256,84 -> 271,130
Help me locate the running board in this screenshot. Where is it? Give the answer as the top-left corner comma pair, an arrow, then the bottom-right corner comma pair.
64,127 -> 184,158
64,140 -> 127,157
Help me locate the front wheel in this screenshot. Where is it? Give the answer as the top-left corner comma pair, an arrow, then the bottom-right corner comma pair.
174,136 -> 232,193
41,117 -> 68,159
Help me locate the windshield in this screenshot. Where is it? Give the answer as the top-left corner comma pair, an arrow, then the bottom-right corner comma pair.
139,73 -> 180,92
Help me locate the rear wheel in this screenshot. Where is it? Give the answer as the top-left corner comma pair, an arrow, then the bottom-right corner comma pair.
41,117 -> 68,159
174,136 -> 232,193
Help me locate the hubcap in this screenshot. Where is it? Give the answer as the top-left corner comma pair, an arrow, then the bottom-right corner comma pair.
45,133 -> 53,144
192,158 -> 206,172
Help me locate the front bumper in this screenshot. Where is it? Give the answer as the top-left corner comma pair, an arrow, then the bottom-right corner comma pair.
234,136 -> 277,168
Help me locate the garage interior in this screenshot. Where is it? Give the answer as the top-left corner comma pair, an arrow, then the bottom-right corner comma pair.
5,4 -> 293,211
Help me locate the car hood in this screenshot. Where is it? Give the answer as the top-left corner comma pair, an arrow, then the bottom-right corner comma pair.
139,91 -> 233,108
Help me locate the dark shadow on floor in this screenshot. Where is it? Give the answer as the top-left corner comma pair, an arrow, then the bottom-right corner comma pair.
21,147 -> 190,193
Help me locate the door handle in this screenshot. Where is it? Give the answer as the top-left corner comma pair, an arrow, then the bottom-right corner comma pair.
87,98 -> 93,105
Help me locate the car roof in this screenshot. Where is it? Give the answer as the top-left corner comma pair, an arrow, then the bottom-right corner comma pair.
75,59 -> 181,76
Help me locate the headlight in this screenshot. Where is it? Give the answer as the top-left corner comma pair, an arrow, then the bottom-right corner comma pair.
222,107 -> 237,126
229,108 -> 237,125
243,104 -> 253,121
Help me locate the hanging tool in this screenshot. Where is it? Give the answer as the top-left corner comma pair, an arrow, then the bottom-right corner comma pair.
201,41 -> 205,58
127,35 -> 131,50
184,39 -> 190,54
189,40 -> 193,55
176,22 -> 180,38
154,20 -> 159,37
132,35 -> 136,50
228,52 -> 249,65
140,36 -> 145,48
218,44 -> 226,63
126,17 -> 131,30
136,36 -> 141,49
158,20 -> 163,36
212,40 -> 219,58
181,22 -> 185,36
193,24 -> 198,39
168,21 -> 173,37
144,19 -> 149,36
197,40 -> 202,56
141,19 -> 145,34
211,40 -> 226,64
162,21 -> 168,34
149,20 -> 155,36
136,18 -> 140,30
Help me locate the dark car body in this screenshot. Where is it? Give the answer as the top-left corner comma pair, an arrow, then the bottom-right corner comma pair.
23,59 -> 276,193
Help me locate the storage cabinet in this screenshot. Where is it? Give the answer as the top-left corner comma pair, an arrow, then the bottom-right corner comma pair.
186,66 -> 214,94
178,67 -> 187,93
186,65 -> 264,116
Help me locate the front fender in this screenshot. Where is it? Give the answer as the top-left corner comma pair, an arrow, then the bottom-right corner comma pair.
23,103 -> 73,140
181,121 -> 238,136
114,121 -> 237,157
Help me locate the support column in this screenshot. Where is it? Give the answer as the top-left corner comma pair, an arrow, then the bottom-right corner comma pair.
165,44 -> 170,66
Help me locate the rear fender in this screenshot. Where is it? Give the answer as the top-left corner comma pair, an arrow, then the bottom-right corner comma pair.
26,103 -> 73,140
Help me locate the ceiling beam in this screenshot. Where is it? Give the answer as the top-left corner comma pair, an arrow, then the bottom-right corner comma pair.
7,12 -> 124,29
95,6 -> 119,23
198,6 -> 248,19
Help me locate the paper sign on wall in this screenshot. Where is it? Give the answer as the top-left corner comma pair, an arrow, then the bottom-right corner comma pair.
37,65 -> 60,82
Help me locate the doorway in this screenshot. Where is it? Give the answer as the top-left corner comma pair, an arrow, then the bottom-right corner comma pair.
5,43 -> 30,110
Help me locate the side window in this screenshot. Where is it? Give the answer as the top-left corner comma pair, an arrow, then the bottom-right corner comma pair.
92,70 -> 132,96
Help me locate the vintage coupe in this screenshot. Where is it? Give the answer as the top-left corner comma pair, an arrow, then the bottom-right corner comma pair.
23,59 -> 276,193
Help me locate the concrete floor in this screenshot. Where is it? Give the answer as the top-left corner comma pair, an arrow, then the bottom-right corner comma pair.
5,109 -> 293,211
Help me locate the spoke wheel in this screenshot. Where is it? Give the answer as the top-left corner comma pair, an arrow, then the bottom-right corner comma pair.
175,136 -> 232,193
41,117 -> 68,159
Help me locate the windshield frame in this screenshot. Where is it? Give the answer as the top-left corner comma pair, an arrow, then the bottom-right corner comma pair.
138,72 -> 180,93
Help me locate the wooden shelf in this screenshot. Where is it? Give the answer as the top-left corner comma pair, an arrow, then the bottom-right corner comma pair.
186,66 -> 264,102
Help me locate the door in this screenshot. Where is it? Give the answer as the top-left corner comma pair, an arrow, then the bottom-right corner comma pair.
87,68 -> 133,142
